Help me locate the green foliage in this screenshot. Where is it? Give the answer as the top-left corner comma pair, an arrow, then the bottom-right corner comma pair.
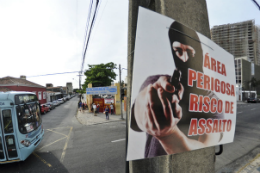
76,89 -> 85,94
250,77 -> 258,89
248,77 -> 260,90
82,62 -> 117,91
118,80 -> 125,87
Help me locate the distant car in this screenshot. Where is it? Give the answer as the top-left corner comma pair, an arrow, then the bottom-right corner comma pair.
40,104 -> 50,114
46,102 -> 55,110
246,97 -> 257,103
53,100 -> 60,106
58,99 -> 64,104
52,100 -> 59,106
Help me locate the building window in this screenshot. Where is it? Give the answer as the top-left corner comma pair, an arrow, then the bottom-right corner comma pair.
43,92 -> 46,99
38,92 -> 42,100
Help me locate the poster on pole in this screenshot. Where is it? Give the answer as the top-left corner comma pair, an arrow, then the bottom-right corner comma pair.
127,7 -> 236,161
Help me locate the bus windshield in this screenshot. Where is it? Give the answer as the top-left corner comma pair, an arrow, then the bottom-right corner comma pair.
16,103 -> 42,134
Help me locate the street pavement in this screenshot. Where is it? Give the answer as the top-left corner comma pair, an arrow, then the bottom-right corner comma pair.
76,108 -> 125,125
216,101 -> 260,173
0,97 -> 126,173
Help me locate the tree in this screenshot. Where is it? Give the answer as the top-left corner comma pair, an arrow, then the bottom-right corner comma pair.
248,77 -> 259,90
82,62 -> 117,90
118,80 -> 125,87
76,89 -> 85,94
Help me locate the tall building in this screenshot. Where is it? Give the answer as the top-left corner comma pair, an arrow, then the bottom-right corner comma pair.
211,20 -> 260,65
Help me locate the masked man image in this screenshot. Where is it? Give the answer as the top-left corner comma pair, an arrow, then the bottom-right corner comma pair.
130,21 -> 224,158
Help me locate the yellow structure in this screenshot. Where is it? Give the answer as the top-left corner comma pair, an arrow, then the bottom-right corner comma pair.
87,83 -> 93,112
114,83 -> 121,115
86,83 -> 121,115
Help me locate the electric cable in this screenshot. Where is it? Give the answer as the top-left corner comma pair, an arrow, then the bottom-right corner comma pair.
27,71 -> 80,78
81,0 -> 94,59
80,0 -> 100,75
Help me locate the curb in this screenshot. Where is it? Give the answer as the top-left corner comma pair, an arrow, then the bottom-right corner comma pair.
75,110 -> 124,126
216,145 -> 260,173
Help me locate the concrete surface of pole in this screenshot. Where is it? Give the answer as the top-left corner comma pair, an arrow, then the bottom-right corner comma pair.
127,0 -> 215,172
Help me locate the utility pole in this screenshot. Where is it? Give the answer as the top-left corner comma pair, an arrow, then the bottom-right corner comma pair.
77,72 -> 82,101
119,64 -> 124,119
127,0 -> 215,172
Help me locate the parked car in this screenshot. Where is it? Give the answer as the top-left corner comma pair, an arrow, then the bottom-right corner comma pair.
58,99 -> 64,104
52,100 -> 59,106
246,97 -> 258,103
46,102 -> 55,110
40,104 -> 50,114
45,104 -> 52,111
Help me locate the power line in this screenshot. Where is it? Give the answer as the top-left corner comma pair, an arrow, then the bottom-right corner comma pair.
81,0 -> 94,61
80,0 -> 100,75
252,0 -> 260,10
27,71 -> 80,78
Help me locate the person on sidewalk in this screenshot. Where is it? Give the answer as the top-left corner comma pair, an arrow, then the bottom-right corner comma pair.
110,103 -> 114,115
105,106 -> 109,120
93,103 -> 97,116
97,103 -> 100,114
91,103 -> 94,112
78,101 -> 82,112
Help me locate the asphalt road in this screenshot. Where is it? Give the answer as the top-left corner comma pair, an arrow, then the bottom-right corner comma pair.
216,102 -> 260,172
0,97 -> 126,173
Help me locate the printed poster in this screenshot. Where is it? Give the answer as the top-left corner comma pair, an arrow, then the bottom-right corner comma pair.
127,7 -> 236,161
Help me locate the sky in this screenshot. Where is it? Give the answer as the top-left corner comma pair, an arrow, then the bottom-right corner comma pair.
0,0 -> 259,90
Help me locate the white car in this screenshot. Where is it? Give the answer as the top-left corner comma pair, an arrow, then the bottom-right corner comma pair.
53,100 -> 60,106
52,101 -> 59,106
58,99 -> 64,104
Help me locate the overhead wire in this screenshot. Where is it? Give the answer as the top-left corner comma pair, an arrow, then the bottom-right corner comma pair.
80,0 -> 101,83
80,0 -> 100,74
81,0 -> 94,61
27,71 -> 80,78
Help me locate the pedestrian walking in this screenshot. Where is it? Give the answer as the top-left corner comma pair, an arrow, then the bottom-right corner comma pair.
110,103 -> 114,115
97,103 -> 100,114
91,103 -> 93,112
93,103 -> 97,116
78,101 -> 82,112
105,106 -> 109,120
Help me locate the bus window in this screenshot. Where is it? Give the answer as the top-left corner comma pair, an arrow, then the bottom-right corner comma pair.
2,110 -> 13,133
16,103 -> 42,134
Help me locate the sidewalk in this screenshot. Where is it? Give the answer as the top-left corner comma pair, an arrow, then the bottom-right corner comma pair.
76,109 -> 126,125
217,146 -> 260,173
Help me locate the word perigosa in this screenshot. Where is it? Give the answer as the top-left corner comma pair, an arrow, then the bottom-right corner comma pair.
188,69 -> 235,97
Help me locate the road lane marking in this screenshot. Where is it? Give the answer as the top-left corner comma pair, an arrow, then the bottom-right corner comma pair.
111,138 -> 125,143
237,153 -> 260,173
47,126 -> 71,130
60,126 -> 73,163
37,137 -> 67,151
33,152 -> 52,168
238,112 -> 243,114
46,129 -> 68,137
251,108 -> 256,110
